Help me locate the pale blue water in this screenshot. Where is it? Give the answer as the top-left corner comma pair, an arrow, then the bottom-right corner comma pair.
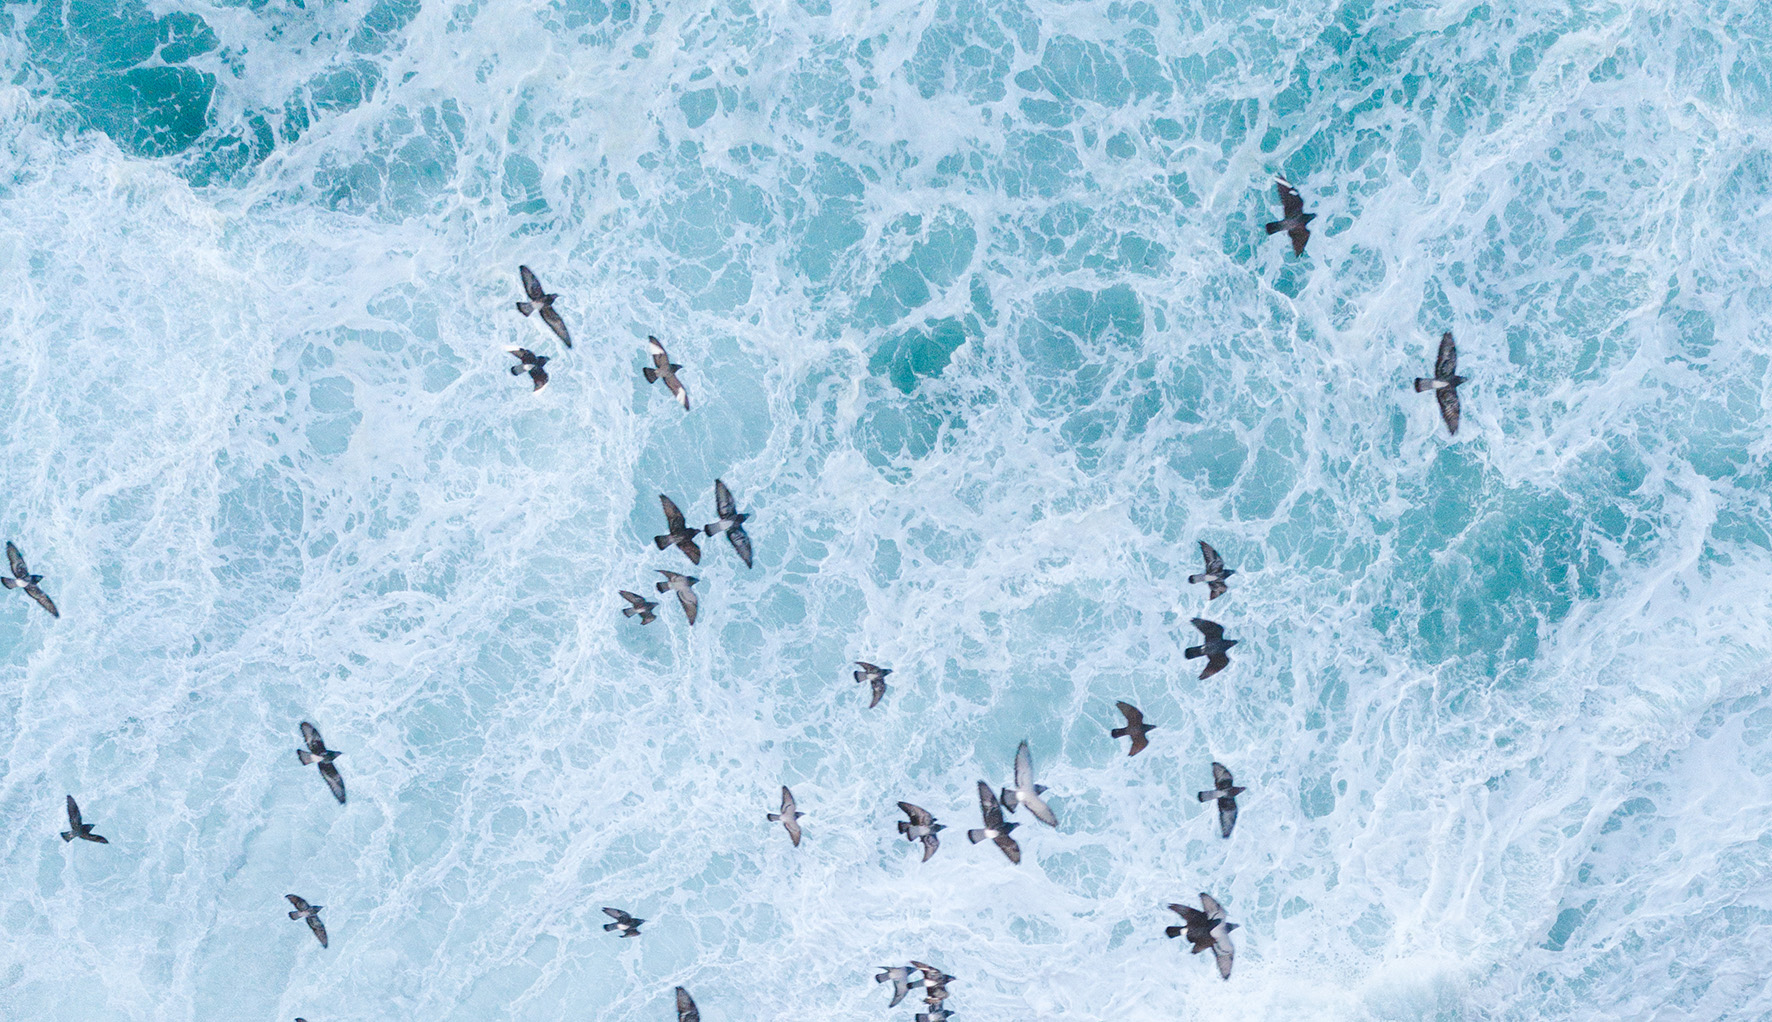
2,1 -> 1770,1019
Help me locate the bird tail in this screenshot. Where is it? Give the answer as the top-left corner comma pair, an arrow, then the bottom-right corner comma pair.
896,821 -> 911,835
603,921 -> 620,932
621,605 -> 640,617
1110,726 -> 1129,738
510,365 -> 527,376
967,829 -> 988,844
1264,220 -> 1286,235
1184,645 -> 1204,659
1414,378 -> 1434,392
1188,572 -> 1205,584
1198,790 -> 1217,802
1165,925 -> 1183,939
61,829 -> 74,842
653,535 -> 672,550
516,301 -> 534,316
656,581 -> 671,594
767,812 -> 782,822
297,750 -> 317,765
289,910 -> 302,920
643,367 -> 660,383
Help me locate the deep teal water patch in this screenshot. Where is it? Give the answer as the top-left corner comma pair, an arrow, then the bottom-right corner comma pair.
870,316 -> 974,393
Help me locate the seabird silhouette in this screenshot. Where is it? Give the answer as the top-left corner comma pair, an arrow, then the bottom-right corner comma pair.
1188,541 -> 1235,600
1185,618 -> 1238,680
504,346 -> 549,391
4,541 -> 58,618
968,781 -> 1021,864
655,570 -> 699,625
1000,739 -> 1057,827
1111,701 -> 1156,756
286,895 -> 328,947
653,495 -> 703,564
1414,331 -> 1466,435
619,590 -> 658,625
644,336 -> 690,410
702,479 -> 752,568
911,961 -> 953,1004
768,786 -> 805,847
601,907 -> 645,937
896,802 -> 943,861
515,265 -> 571,347
875,966 -> 923,1007
296,721 -> 346,805
1166,892 -> 1237,979
675,987 -> 699,1022
60,795 -> 107,844
854,662 -> 892,709
1265,176 -> 1316,256
1196,762 -> 1246,839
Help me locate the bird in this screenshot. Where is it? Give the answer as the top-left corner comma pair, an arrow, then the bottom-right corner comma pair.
768,786 -> 804,847
916,1011 -> 954,1022
619,590 -> 658,625
601,907 -> 644,938
286,895 -> 328,947
296,722 -> 346,805
1196,762 -> 1246,839
896,802 -> 944,861
1188,541 -> 1234,600
1265,176 -> 1315,256
60,795 -> 107,844
653,494 -> 703,564
702,479 -> 752,568
855,662 -> 891,708
1414,331 -> 1466,435
912,962 -> 954,1007
675,987 -> 699,1022
1185,618 -> 1238,680
655,570 -> 699,624
3,541 -> 58,618
644,336 -> 690,410
968,781 -> 1020,864
515,265 -> 571,347
1000,739 -> 1057,827
1111,701 -> 1156,756
875,966 -> 923,1008
504,346 -> 549,391
1166,892 -> 1237,979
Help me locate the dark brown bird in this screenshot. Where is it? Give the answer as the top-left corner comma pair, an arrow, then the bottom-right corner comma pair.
1184,618 -> 1238,680
768,786 -> 804,847
645,336 -> 690,410
286,894 -> 328,947
702,479 -> 752,568
675,987 -> 699,1022
967,781 -> 1021,863
60,795 -> 107,843
1166,892 -> 1236,979
515,265 -> 571,347
1188,540 -> 1234,600
655,570 -> 699,625
875,965 -> 923,1007
619,590 -> 658,625
1265,176 -> 1315,256
653,495 -> 702,564
855,661 -> 892,708
296,721 -> 345,804
601,907 -> 644,937
3,541 -> 58,618
896,802 -> 943,861
1413,331 -> 1466,435
504,346 -> 549,391
1111,700 -> 1156,756
1196,761 -> 1246,838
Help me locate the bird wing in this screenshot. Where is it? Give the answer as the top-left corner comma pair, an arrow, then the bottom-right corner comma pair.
659,494 -> 687,533
674,582 -> 698,625
920,833 -> 939,861
619,590 -> 647,609
1435,331 -> 1457,378
1015,740 -> 1034,791
1191,618 -> 1225,641
1438,387 -> 1460,435
286,894 -> 309,912
1208,579 -> 1227,600
675,987 -> 700,1022
1218,798 -> 1239,838
1212,927 -> 1234,979
678,535 -> 702,564
886,976 -> 911,1007
1199,540 -> 1223,574
1289,224 -> 1310,256
602,907 -> 629,922
714,479 -> 735,518
1201,653 -> 1229,680
727,526 -> 752,569
869,676 -> 886,707
994,831 -> 1022,863
6,542 -> 27,578
899,801 -> 932,826
784,812 -> 802,846
856,661 -> 880,676
780,786 -> 797,816
526,364 -> 548,391
26,585 -> 58,617
66,795 -> 82,829
506,346 -> 536,365
1212,762 -> 1233,787
306,915 -> 328,947
664,368 -> 690,409
1199,892 -> 1227,920
648,336 -> 669,367
318,761 -> 346,804
1115,701 -> 1144,728
1276,177 -> 1305,218
519,264 -> 545,300
976,780 -> 1003,826
301,722 -> 327,755
1169,903 -> 1208,927
539,304 -> 571,347
1021,792 -> 1058,827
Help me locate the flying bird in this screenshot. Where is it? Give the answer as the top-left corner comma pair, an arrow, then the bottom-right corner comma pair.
3,541 -> 58,618
912,961 -> 953,1005
1188,541 -> 1235,600
896,802 -> 944,862
1000,740 -> 1057,827
1414,331 -> 1466,435
855,662 -> 892,708
968,781 -> 1021,864
655,570 -> 699,624
286,895 -> 328,948
702,479 -> 752,568
1196,762 -> 1246,839
1111,701 -> 1156,756
875,966 -> 923,1008
296,721 -> 346,805
1185,618 -> 1238,680
653,495 -> 703,564
619,590 -> 658,625
644,336 -> 690,410
768,786 -> 805,847
504,346 -> 549,391
1265,176 -> 1316,256
675,987 -> 700,1022
601,907 -> 645,938
515,265 -> 571,347
60,795 -> 107,844
1166,892 -> 1237,979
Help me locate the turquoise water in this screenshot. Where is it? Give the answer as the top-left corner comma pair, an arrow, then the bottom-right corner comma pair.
3,0 -> 1770,1019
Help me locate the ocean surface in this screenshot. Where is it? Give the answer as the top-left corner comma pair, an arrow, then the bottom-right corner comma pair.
3,0 -> 1770,1019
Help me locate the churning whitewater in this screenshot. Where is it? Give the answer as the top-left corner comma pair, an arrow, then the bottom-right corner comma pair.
2,1 -> 1770,1020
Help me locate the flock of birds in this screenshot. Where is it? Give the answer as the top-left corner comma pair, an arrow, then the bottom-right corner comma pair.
12,177 -> 1475,1018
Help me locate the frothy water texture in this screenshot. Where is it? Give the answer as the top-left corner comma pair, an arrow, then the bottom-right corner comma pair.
3,0 -> 1770,1019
